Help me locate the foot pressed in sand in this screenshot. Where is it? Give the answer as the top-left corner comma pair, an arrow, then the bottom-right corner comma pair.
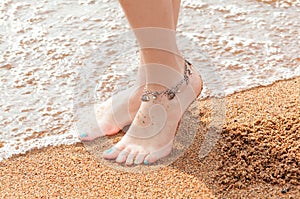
103,65 -> 203,165
79,86 -> 143,141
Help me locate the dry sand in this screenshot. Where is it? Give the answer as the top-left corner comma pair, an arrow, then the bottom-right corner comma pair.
0,77 -> 299,198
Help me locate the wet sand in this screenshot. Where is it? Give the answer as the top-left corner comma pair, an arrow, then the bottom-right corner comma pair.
0,77 -> 299,198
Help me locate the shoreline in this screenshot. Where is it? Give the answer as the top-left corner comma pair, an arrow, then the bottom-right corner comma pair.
1,77 -> 299,198
1,0 -> 300,168
2,76 -> 298,163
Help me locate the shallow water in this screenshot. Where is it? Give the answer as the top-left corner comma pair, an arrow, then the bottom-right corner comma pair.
0,0 -> 299,161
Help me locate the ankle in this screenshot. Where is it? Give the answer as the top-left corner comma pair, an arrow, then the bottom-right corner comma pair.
140,48 -> 185,74
141,60 -> 194,102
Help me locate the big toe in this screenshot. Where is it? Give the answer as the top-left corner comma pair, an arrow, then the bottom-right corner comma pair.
78,129 -> 103,141
144,145 -> 173,164
79,123 -> 121,141
102,146 -> 122,160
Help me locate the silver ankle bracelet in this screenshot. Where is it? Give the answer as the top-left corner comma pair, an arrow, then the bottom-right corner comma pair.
141,59 -> 193,102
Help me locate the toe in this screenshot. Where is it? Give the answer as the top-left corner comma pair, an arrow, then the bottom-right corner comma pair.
144,146 -> 173,164
78,132 -> 88,140
144,154 -> 157,164
116,148 -> 130,163
134,153 -> 148,165
78,126 -> 105,141
79,136 -> 94,141
78,132 -> 95,141
125,151 -> 137,166
102,146 -> 123,160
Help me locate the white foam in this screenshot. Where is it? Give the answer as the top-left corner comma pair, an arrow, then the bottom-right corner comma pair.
0,0 -> 299,162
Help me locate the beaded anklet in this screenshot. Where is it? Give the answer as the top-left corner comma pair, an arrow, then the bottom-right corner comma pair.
141,60 -> 193,102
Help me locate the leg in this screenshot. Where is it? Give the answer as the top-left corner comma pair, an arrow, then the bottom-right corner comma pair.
140,0 -> 181,63
103,0 -> 203,165
172,0 -> 181,29
79,0 -> 183,140
122,0 -> 182,70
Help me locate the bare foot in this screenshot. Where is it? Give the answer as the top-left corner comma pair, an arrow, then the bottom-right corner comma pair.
79,85 -> 143,141
103,65 -> 203,165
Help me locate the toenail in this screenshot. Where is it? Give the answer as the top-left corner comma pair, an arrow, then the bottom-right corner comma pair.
104,148 -> 113,154
80,133 -> 87,138
144,160 -> 149,165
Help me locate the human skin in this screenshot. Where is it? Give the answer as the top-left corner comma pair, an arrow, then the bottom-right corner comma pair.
80,0 -> 203,165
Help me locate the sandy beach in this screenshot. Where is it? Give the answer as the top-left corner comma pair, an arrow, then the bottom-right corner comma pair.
1,0 -> 300,198
0,77 -> 299,198
1,0 -> 300,162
